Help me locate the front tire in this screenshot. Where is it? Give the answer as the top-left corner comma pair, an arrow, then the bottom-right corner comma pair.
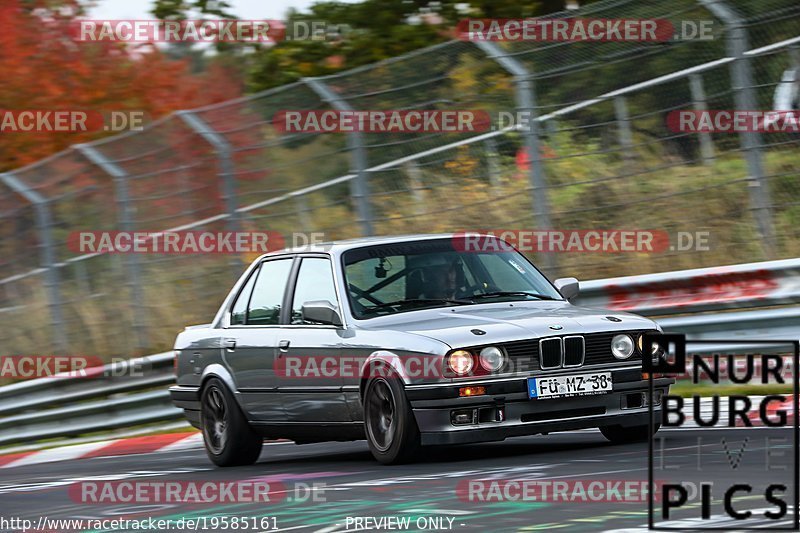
600,423 -> 660,444
363,373 -> 421,465
201,377 -> 262,466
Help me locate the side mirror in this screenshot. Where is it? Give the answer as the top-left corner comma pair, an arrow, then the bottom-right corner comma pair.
554,277 -> 579,301
301,300 -> 343,326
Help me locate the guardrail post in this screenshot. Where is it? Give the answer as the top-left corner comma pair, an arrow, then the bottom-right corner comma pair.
177,111 -> 242,273
0,173 -> 67,352
700,0 -> 775,258
304,77 -> 374,237
688,73 -> 716,164
76,145 -> 148,353
613,96 -> 635,161
475,41 -> 557,273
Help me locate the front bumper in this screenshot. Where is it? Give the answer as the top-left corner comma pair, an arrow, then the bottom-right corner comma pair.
406,369 -> 672,446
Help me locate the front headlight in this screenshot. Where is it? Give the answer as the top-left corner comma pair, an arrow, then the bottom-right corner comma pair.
611,334 -> 634,360
447,350 -> 474,375
637,333 -> 663,356
479,346 -> 505,372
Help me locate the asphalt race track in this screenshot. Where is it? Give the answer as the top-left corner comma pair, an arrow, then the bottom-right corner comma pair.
0,427 -> 795,532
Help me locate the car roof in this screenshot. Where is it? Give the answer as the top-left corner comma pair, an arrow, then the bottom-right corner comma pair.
256,233 -> 489,261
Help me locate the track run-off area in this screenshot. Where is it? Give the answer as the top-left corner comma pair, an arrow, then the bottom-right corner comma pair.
0,426 -> 795,532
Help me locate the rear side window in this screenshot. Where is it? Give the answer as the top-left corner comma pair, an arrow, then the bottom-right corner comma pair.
245,258 -> 293,325
230,269 -> 259,325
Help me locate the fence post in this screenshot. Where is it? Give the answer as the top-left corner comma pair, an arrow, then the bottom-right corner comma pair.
304,77 -> 374,237
613,97 -> 635,161
404,161 -> 427,215
475,41 -> 556,273
0,173 -> 67,352
688,73 -> 716,164
700,0 -> 775,258
789,44 -> 800,71
484,136 -> 501,190
76,145 -> 148,353
293,196 -> 314,234
177,111 -> 242,274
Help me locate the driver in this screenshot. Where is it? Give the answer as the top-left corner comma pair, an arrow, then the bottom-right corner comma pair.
421,260 -> 468,300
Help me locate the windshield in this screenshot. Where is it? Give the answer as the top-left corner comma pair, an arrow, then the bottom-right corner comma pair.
342,238 -> 562,319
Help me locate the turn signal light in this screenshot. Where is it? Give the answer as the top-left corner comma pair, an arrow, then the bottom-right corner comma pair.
459,386 -> 486,397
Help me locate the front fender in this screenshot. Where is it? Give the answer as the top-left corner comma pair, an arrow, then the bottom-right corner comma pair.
360,350 -> 411,383
358,350 -> 447,398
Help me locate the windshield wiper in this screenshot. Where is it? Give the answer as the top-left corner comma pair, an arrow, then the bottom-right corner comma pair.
362,298 -> 471,315
471,291 -> 558,301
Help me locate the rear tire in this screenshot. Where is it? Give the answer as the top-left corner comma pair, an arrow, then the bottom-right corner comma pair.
600,423 -> 660,444
363,372 -> 421,465
201,377 -> 262,466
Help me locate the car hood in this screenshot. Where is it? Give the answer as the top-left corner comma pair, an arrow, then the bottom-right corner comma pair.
357,301 -> 657,348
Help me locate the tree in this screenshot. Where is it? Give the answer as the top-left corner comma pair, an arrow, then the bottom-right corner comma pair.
151,0 -> 235,20
245,0 -> 560,91
149,0 -> 605,92
0,0 -> 243,171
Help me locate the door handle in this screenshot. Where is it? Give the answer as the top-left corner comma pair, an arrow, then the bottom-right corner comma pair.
223,338 -> 237,351
278,340 -> 290,352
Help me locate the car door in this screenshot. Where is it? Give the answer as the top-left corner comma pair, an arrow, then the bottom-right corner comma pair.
223,256 -> 294,422
277,255 -> 351,422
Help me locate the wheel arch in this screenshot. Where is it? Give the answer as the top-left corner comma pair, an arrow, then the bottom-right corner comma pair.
200,364 -> 238,394
358,350 -> 410,401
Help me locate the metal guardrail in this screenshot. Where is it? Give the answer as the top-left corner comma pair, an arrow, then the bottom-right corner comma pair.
0,259 -> 798,447
574,257 -> 800,315
0,353 -> 174,446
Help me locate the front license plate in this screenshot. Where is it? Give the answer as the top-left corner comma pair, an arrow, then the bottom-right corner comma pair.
527,372 -> 612,399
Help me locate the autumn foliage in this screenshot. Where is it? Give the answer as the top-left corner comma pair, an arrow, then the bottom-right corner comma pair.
0,0 -> 243,171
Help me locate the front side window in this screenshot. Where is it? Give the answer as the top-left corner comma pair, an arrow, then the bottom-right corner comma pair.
246,258 -> 293,325
290,257 -> 338,324
343,238 -> 562,319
